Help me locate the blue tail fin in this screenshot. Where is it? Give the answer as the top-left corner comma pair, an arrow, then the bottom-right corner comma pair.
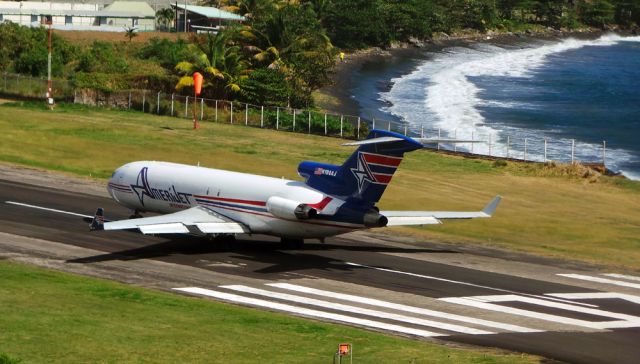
298,130 -> 423,206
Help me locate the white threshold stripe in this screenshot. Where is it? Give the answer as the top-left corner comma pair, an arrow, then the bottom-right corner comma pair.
5,201 -> 94,219
268,283 -> 538,333
173,287 -> 443,338
439,297 -> 630,330
221,285 -> 492,335
346,262 -> 598,308
548,292 -> 640,305
603,273 -> 640,283
558,274 -> 640,290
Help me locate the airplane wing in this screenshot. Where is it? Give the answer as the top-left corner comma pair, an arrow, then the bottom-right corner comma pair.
381,196 -> 501,226
90,206 -> 249,235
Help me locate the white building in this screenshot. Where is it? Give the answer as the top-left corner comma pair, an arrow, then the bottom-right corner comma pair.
0,1 -> 156,31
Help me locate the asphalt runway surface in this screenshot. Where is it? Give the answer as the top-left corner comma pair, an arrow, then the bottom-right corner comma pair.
2,178 -> 640,363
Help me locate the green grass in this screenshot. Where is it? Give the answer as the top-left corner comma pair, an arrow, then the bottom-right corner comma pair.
0,261 -> 540,364
1,101 -> 640,270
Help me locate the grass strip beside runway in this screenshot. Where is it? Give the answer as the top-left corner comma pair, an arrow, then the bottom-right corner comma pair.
0,261 -> 539,364
1,102 -> 639,269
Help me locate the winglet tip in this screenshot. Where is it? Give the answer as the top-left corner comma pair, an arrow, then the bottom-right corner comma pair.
482,195 -> 502,216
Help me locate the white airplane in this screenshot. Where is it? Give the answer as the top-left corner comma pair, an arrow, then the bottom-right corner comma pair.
91,129 -> 501,247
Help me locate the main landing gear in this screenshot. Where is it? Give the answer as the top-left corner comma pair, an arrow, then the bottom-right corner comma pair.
280,237 -> 304,249
129,210 -> 143,219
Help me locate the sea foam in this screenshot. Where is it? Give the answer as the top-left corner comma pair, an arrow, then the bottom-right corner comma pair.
380,34 -> 640,179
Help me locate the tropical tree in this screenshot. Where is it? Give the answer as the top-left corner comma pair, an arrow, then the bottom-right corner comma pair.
174,30 -> 250,98
156,7 -> 175,31
240,2 -> 335,107
123,26 -> 138,42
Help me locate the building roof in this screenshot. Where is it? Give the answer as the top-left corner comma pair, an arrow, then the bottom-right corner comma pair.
0,8 -> 153,18
103,1 -> 155,17
172,4 -> 245,22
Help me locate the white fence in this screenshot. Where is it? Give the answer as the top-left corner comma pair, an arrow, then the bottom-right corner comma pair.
0,73 -> 609,170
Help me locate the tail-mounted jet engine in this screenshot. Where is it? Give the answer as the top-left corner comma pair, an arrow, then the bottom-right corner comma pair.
363,210 -> 388,227
266,196 -> 318,220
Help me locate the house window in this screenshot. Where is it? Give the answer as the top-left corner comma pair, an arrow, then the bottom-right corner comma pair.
31,15 -> 37,23
65,16 -> 72,24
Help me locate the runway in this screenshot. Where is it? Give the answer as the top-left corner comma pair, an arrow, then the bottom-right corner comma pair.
2,178 -> 640,363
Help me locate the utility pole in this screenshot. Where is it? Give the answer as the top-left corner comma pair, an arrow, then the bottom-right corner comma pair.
46,18 -> 54,108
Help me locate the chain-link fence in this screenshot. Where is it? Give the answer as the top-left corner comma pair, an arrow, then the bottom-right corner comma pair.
0,74 -> 610,170
0,72 -> 74,101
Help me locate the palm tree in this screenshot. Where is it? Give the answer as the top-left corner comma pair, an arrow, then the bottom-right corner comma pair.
123,26 -> 138,42
175,30 -> 250,97
240,3 -> 335,99
155,7 -> 175,31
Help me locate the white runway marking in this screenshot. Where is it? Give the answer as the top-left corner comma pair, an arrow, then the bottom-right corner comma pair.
222,285 -> 493,335
5,201 -> 94,219
558,274 -> 640,290
440,294 -> 640,330
548,292 -> 640,305
173,287 -> 443,337
603,273 -> 640,283
346,261 -> 597,307
268,283 -> 539,333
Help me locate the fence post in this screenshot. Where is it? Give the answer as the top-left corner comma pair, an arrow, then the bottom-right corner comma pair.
507,136 -> 510,158
454,129 -> 457,152
157,92 -> 161,114
308,111 -> 311,134
293,109 -> 296,131
128,91 -> 132,109
437,128 -> 441,151
230,101 -> 233,123
387,121 -> 391,132
171,93 -> 174,116
215,100 -> 218,122
357,117 -> 361,139
245,103 -> 249,125
200,98 -> 204,120
421,125 -> 424,138
142,91 -> 146,112
276,107 -> 279,130
260,106 -> 264,128
571,139 -> 575,164
603,140 -> 606,169
544,139 -> 547,162
524,138 -> 527,161
372,117 -> 376,130
324,114 -> 327,135
404,125 -> 407,136
471,129 -> 474,153
340,115 -> 343,137
488,134 -> 492,157
185,96 -> 189,118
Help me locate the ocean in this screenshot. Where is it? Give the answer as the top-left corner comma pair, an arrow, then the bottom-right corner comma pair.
350,34 -> 640,180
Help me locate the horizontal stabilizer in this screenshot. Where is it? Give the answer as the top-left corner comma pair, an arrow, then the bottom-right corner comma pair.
386,216 -> 441,226
381,196 -> 501,226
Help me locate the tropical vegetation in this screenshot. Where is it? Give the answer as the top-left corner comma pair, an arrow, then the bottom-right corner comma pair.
1,0 -> 639,108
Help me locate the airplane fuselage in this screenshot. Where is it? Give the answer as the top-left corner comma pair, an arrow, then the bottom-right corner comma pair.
107,161 -> 359,238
